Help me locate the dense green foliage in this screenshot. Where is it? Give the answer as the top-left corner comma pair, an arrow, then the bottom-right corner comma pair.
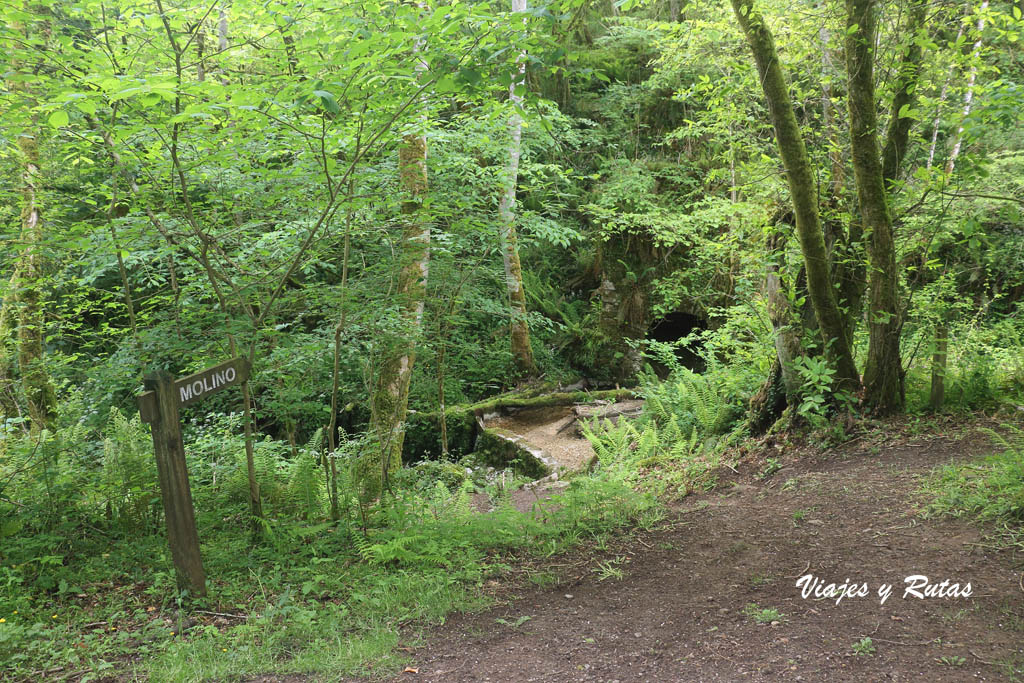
2,0 -> 1024,678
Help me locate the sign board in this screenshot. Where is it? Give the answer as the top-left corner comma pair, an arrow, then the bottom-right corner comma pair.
138,357 -> 250,423
135,357 -> 251,597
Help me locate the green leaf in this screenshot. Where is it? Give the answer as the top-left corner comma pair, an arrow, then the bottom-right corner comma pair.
48,110 -> 69,127
74,99 -> 97,115
312,89 -> 340,114
435,75 -> 457,93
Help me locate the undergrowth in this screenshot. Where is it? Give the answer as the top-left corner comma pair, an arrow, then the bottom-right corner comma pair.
922,425 -> 1024,550
582,366 -> 744,497
0,397 -> 657,681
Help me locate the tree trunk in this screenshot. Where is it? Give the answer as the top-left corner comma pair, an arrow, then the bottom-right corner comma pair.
16,122 -> 56,432
368,34 -> 430,495
945,0 -> 988,176
9,11 -> 56,432
929,322 -> 948,411
730,0 -> 860,394
0,269 -> 21,420
880,0 -> 927,187
499,0 -> 537,378
846,0 -> 903,414
928,0 -> 988,408
765,232 -> 802,399
217,5 -> 229,85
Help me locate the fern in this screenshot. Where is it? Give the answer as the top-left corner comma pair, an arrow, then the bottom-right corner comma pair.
285,428 -> 326,521
100,408 -> 158,532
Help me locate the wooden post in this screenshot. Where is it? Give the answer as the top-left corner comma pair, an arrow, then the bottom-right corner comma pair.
142,370 -> 207,597
137,358 -> 250,590
929,323 -> 948,412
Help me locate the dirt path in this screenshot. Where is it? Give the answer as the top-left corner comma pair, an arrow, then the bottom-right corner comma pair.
390,429 -> 1024,681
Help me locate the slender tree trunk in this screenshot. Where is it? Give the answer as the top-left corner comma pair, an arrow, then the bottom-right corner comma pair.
731,0 -> 860,394
929,0 -> 988,408
845,0 -> 903,414
106,185 -> 138,339
217,5 -> 229,85
368,33 -> 430,495
820,24 -> 844,200
499,0 -> 537,378
16,121 -> 56,432
196,22 -> 206,82
10,11 -> 56,432
819,21 -> 867,343
0,269 -> 22,421
926,21 -> 965,169
765,232 -> 803,399
880,0 -> 927,187
945,0 -> 988,176
327,177 -> 356,520
929,323 -> 948,411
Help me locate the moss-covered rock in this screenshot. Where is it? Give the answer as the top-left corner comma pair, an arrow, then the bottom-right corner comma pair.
403,407 -> 477,463
402,389 -> 635,463
473,427 -> 551,480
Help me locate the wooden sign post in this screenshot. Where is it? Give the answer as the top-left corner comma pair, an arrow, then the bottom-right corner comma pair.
137,358 -> 251,597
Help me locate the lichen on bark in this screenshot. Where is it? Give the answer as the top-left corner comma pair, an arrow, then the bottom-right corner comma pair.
730,0 -> 860,395
845,0 -> 904,414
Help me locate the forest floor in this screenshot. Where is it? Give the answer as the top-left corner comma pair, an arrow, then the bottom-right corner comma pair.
356,416 -> 1024,682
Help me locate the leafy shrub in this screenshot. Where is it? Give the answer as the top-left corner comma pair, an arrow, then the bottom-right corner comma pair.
393,460 -> 469,493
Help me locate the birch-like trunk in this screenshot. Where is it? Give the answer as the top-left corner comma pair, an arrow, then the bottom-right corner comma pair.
846,0 -> 903,414
731,0 -> 860,394
945,0 -> 988,176
498,0 -> 537,378
929,0 -> 988,410
217,5 -> 229,85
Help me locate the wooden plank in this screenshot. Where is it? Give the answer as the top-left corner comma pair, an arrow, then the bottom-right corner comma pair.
137,358 -> 250,423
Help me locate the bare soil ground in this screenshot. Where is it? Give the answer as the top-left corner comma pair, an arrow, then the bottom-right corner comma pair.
386,419 -> 1024,682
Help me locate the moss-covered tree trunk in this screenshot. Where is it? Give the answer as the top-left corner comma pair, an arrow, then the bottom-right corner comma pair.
845,0 -> 903,414
730,0 -> 860,394
498,0 -> 537,378
0,269 -> 20,419
368,65 -> 430,495
15,125 -> 56,431
880,0 -> 927,186
765,232 -> 802,399
8,9 -> 56,432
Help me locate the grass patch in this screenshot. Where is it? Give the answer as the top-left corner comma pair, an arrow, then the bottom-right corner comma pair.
922,426 -> 1024,549
742,603 -> 782,624
0,472 -> 656,681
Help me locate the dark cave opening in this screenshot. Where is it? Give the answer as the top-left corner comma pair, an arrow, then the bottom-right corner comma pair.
647,312 -> 708,375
